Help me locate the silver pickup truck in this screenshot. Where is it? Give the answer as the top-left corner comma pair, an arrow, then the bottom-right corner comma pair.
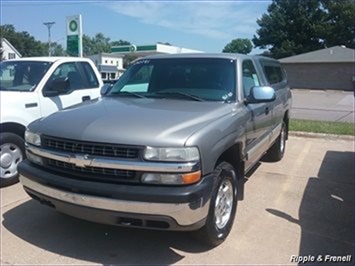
18,53 -> 291,246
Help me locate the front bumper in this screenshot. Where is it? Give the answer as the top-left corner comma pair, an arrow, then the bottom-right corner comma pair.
18,160 -> 214,230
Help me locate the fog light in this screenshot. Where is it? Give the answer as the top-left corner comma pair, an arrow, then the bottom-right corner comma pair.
26,151 -> 43,165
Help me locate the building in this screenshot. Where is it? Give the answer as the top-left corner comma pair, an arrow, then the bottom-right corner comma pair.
0,38 -> 22,60
280,46 -> 354,91
111,43 -> 203,57
87,53 -> 124,81
87,44 -> 203,81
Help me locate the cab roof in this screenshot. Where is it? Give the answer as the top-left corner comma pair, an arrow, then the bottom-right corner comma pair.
4,56 -> 92,63
142,53 -> 277,62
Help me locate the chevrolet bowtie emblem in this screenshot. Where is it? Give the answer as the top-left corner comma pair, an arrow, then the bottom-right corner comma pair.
69,154 -> 92,167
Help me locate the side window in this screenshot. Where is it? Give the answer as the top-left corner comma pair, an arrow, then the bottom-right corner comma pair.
242,60 -> 260,97
45,62 -> 85,91
264,65 -> 284,84
80,62 -> 99,88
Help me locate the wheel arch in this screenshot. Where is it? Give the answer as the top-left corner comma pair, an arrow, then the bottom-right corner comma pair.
0,122 -> 27,139
215,143 -> 245,200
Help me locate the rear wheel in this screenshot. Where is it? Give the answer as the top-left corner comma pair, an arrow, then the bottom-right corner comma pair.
0,133 -> 25,187
195,162 -> 238,247
264,121 -> 287,162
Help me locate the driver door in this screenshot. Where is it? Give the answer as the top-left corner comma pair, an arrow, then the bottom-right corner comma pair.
243,60 -> 274,170
39,62 -> 97,117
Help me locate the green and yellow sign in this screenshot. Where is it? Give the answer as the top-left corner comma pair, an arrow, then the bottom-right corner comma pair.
66,15 -> 82,57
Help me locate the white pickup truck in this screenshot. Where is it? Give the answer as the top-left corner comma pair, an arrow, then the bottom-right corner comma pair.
0,57 -> 103,187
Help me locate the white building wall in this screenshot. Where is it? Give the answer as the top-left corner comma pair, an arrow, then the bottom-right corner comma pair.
101,56 -> 123,67
86,53 -> 124,81
156,43 -> 203,54
1,39 -> 21,60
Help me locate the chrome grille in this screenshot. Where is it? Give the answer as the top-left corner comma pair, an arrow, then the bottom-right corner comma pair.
45,158 -> 138,183
41,135 -> 139,159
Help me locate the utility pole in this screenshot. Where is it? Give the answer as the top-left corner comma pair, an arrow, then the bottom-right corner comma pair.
43,22 -> 55,56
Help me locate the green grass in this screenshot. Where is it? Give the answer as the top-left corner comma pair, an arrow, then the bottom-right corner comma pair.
289,119 -> 354,136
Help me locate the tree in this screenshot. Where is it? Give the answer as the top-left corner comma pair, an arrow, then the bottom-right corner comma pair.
82,33 -> 111,56
223,38 -> 253,54
157,42 -> 172,46
51,42 -> 65,56
82,33 -> 131,56
320,0 -> 355,48
123,54 -> 139,68
253,0 -> 355,58
0,24 -> 47,57
253,0 -> 325,58
111,40 -> 131,46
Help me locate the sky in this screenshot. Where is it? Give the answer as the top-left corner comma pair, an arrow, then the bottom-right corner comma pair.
1,0 -> 271,53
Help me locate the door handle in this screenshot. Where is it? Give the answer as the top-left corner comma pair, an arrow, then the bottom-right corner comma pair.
265,107 -> 270,115
82,96 -> 91,102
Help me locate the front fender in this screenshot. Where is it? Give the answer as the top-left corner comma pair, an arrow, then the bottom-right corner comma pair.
185,103 -> 249,175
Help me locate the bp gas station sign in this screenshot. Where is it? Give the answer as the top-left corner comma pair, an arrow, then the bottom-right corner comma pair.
66,15 -> 82,57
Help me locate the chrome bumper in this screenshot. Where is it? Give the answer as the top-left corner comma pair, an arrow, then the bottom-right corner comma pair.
20,175 -> 210,226
27,145 -> 199,173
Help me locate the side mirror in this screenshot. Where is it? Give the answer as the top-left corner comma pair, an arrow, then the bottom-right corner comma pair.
100,83 -> 113,96
246,86 -> 276,104
43,77 -> 69,97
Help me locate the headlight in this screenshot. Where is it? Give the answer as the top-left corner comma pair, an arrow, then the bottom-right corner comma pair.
25,130 -> 41,146
142,171 -> 201,185
144,147 -> 200,162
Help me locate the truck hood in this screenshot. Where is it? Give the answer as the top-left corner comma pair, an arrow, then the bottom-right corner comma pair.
29,97 -> 232,147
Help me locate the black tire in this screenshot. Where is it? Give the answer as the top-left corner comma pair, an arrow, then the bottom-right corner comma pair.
195,162 -> 238,247
264,121 -> 287,162
0,133 -> 25,188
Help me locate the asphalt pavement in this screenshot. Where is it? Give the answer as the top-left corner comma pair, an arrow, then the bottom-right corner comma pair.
1,136 -> 354,265
291,89 -> 354,123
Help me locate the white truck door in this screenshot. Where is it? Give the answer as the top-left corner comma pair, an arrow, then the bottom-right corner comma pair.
38,61 -> 101,117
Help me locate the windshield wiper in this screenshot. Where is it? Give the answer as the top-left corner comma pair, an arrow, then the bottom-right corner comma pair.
111,91 -> 146,99
155,91 -> 205,102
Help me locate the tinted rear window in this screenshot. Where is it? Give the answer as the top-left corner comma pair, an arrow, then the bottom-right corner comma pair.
263,65 -> 285,84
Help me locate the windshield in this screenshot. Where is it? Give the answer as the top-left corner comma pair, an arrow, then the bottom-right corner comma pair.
0,61 -> 51,92
108,58 -> 236,102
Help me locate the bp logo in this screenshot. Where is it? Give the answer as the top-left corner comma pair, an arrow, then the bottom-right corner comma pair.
130,45 -> 137,52
69,20 -> 78,32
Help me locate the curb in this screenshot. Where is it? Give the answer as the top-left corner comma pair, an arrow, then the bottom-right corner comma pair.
289,131 -> 354,141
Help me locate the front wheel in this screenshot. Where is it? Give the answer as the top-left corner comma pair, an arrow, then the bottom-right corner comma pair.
0,133 -> 25,187
195,162 -> 238,247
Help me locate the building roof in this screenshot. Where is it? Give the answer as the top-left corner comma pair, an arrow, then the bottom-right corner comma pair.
279,46 -> 355,63
1,38 -> 22,57
88,53 -> 123,58
111,43 -> 203,57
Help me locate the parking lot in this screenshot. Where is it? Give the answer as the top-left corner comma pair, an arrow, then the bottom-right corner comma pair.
291,89 -> 354,123
1,136 -> 354,265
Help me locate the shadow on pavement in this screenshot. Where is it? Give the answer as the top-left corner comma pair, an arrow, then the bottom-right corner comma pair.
2,200 -> 213,265
266,151 -> 354,265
